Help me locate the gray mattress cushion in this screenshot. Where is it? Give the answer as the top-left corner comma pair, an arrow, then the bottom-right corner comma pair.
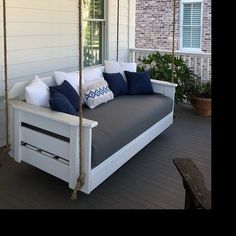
83,94 -> 173,168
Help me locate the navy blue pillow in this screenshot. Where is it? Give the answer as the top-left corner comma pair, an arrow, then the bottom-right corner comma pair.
49,90 -> 77,116
103,72 -> 128,97
124,71 -> 154,95
50,80 -> 80,111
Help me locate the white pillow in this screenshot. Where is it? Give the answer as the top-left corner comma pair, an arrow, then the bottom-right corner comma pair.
25,77 -> 50,107
83,78 -> 114,109
83,67 -> 104,84
54,71 -> 85,94
104,61 -> 137,81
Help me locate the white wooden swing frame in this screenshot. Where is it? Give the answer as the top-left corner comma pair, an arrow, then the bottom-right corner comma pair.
3,0 -> 177,195
9,74 -> 177,194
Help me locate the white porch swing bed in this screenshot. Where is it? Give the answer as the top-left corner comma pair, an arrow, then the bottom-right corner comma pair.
2,0 -> 178,195
9,71 -> 177,194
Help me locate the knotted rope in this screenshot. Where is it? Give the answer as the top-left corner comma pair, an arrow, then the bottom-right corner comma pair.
0,0 -> 10,166
71,0 -> 85,200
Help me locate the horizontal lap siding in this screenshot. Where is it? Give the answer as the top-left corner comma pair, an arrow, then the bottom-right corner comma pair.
0,0 -> 134,147
0,0 -> 79,92
0,0 -> 79,147
0,0 -> 133,87
107,0 -> 130,62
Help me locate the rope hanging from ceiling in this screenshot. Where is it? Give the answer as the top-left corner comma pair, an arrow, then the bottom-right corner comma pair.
0,0 -> 11,166
1,0 -> 85,198
71,0 -> 85,200
1,0 -> 177,198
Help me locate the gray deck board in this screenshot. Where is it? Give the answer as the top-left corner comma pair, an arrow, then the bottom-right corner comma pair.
0,103 -> 211,209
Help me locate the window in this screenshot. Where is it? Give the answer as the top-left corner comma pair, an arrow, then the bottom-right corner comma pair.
180,0 -> 202,51
84,0 -> 105,67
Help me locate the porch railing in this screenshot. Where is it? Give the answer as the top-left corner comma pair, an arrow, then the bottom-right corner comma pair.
84,46 -> 101,67
130,48 -> 211,81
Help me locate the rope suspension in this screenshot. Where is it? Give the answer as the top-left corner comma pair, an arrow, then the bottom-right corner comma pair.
0,0 -> 10,165
116,0 -> 120,62
71,0 -> 85,200
171,0 -> 176,83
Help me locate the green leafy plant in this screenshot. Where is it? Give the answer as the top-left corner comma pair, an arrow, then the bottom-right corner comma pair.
186,78 -> 211,104
193,79 -> 211,98
137,51 -> 199,103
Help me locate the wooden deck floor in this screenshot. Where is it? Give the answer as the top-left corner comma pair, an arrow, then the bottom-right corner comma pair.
0,103 -> 211,209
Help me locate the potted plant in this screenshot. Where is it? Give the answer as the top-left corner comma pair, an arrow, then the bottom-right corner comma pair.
137,52 -> 211,116
187,79 -> 212,117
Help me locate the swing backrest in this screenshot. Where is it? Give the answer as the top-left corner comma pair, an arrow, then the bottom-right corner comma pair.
9,66 -> 105,101
8,76 -> 55,101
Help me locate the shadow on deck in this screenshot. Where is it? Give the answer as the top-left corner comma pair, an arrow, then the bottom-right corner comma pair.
0,103 -> 211,209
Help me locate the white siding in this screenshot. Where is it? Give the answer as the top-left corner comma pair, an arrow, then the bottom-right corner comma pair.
0,0 -> 79,147
106,0 -> 131,62
0,0 -> 79,95
0,0 -> 135,147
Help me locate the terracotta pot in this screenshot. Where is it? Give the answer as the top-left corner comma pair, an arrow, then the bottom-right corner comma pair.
192,96 -> 211,117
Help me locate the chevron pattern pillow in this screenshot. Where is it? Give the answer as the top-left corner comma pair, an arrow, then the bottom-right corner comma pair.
83,78 -> 114,109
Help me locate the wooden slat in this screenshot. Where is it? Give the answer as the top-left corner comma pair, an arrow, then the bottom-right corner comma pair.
21,112 -> 70,138
207,58 -> 210,81
21,146 -> 69,182
194,57 -> 197,74
200,57 -> 203,80
188,56 -> 191,68
173,158 -> 211,209
21,126 -> 70,160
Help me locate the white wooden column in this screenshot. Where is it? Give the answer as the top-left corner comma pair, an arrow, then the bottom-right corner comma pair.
128,0 -> 136,54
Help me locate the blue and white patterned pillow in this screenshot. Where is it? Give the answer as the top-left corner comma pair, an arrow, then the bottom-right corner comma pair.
83,78 -> 114,109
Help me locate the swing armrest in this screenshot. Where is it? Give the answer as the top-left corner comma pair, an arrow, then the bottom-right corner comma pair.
151,79 -> 178,88
151,79 -> 177,101
11,100 -> 98,128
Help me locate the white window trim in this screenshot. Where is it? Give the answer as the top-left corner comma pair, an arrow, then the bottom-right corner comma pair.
179,0 -> 203,53
84,0 -> 106,67
181,0 -> 202,3
104,0 -> 107,63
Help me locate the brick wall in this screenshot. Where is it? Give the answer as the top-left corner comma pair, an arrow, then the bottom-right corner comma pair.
202,0 -> 211,53
136,0 -> 211,53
